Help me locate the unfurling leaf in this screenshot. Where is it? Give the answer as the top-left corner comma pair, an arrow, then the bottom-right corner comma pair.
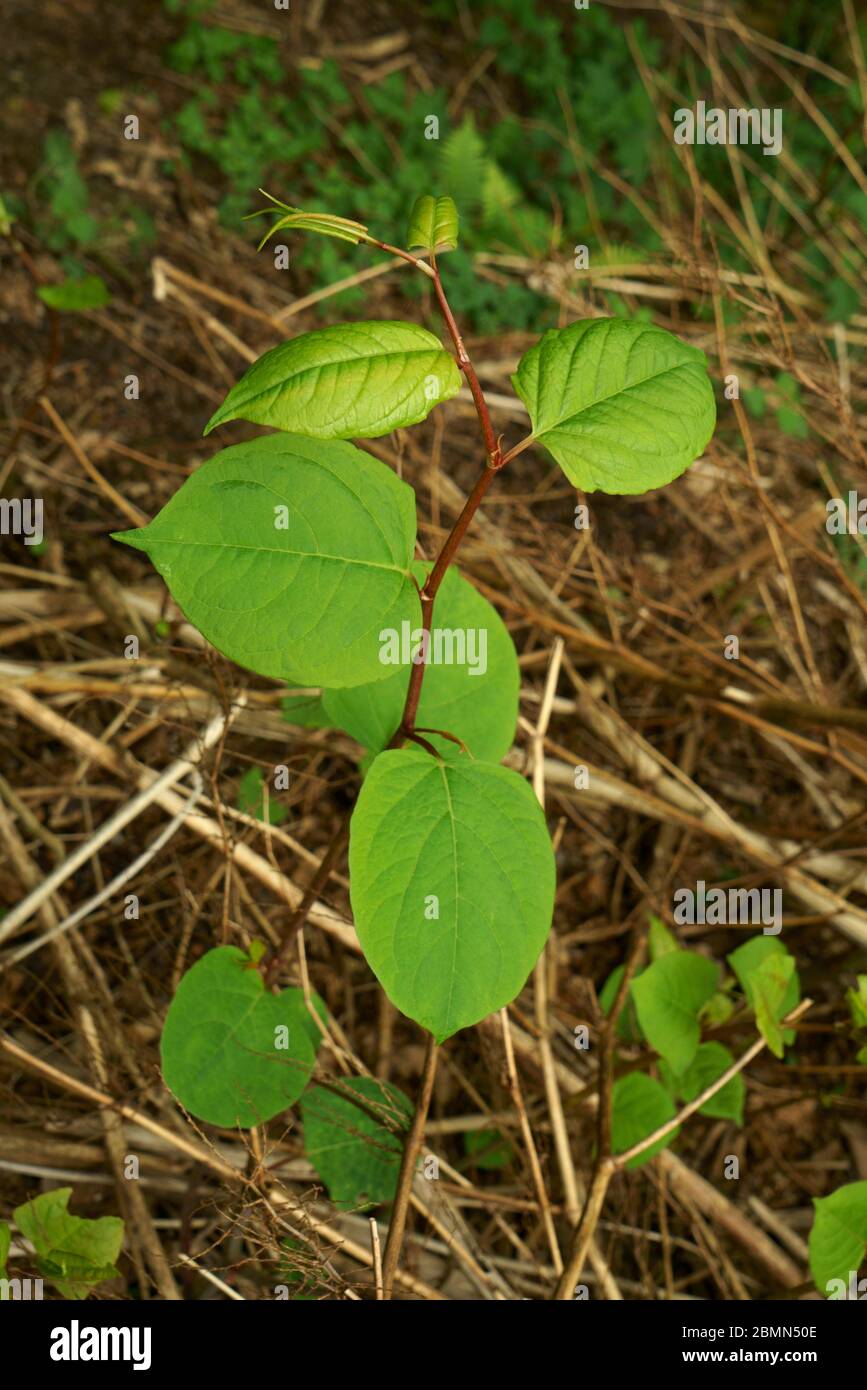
246,189 -> 368,248
406,195 -> 459,254
349,750 -> 555,1041
204,321 -> 461,439
512,317 -> 716,494
113,433 -> 418,688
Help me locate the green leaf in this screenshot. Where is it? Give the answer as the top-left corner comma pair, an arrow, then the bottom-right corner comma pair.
847,976 -> 867,1030
204,321 -> 461,438
776,405 -> 808,440
0,1221 -> 9,1273
247,190 -> 368,248
13,1189 -> 123,1300
648,914 -> 679,960
237,765 -> 286,824
113,433 -> 418,687
809,1182 -> 867,1294
630,951 -> 718,1076
438,117 -> 486,212
280,693 -> 336,729
406,195 -> 459,253
611,1073 -> 679,1169
160,945 -> 324,1127
742,386 -> 766,418
660,1042 -> 745,1125
37,274 -> 111,311
321,563 -> 519,762
728,936 -> 800,1060
349,750 -> 555,1041
464,1127 -> 513,1170
301,1076 -> 411,1210
512,318 -> 716,494
599,964 -> 644,1043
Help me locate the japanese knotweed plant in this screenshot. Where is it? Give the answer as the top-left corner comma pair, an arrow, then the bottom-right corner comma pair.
113,192 -> 716,1131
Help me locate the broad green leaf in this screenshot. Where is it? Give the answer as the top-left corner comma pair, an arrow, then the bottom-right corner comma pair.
349,750 -> 555,1041
406,195 -> 459,253
280,693 -> 336,729
322,563 -> 519,762
660,1042 -> 745,1125
611,1073 -> 679,1169
113,433 -> 418,687
512,317 -> 716,494
599,963 -> 644,1043
160,946 -> 324,1128
13,1189 -> 123,1300
37,274 -> 111,311
728,936 -> 799,1058
648,914 -> 679,960
809,1182 -> 867,1294
630,951 -> 718,1076
301,1076 -> 411,1210
204,321 -> 461,438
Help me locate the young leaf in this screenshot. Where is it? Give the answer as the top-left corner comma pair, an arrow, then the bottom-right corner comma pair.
648,913 -> 679,960
113,433 -> 418,687
611,1073 -> 679,1169
160,946 -> 324,1127
512,318 -> 716,494
37,274 -> 111,311
808,1182 -> 867,1294
406,195 -> 459,254
13,1188 -> 124,1300
630,950 -> 718,1076
349,749 -> 555,1041
204,321 -> 461,438
246,191 -> 368,248
599,963 -> 644,1043
728,935 -> 800,1058
301,1075 -> 412,1210
659,1041 -> 745,1125
322,563 -> 520,762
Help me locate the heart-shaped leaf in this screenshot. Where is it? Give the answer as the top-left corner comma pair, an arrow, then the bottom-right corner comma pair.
406,195 -> 459,253
630,950 -> 719,1076
660,1041 -> 745,1125
13,1189 -> 124,1300
204,321 -> 461,438
160,946 -> 324,1128
322,563 -> 519,761
301,1075 -> 412,1210
611,1073 -> 679,1169
113,433 -> 418,687
512,317 -> 716,494
349,750 -> 555,1041
809,1182 -> 867,1294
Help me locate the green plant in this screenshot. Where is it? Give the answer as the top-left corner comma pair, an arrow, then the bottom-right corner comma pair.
6,1188 -> 124,1299
111,189 -> 715,1275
